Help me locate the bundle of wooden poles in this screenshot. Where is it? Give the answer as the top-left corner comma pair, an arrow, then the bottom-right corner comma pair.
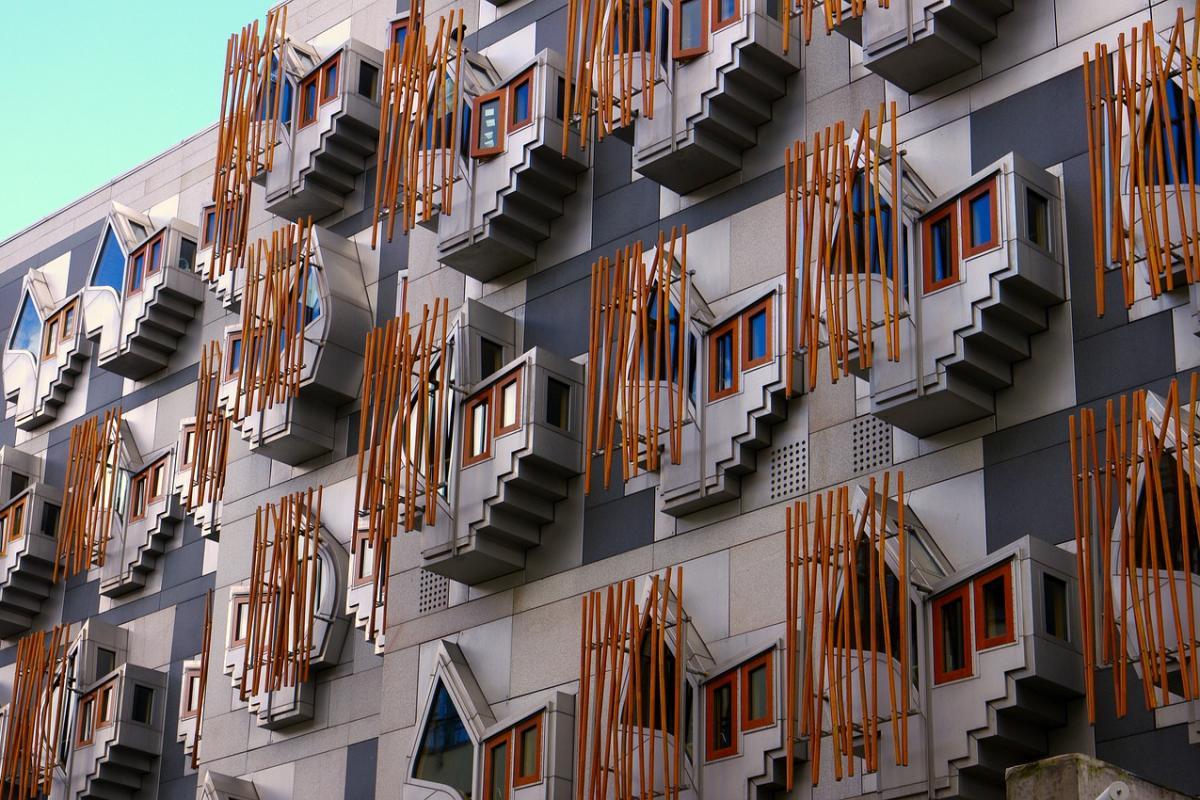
354,288 -> 452,643
191,589 -> 214,771
1069,374 -> 1200,721
1082,4 -> 1200,315
584,229 -> 689,493
0,625 -> 69,799
576,568 -> 684,800
242,487 -> 324,699
187,341 -> 232,515
55,407 -> 123,582
784,471 -> 909,787
784,102 -> 902,394
211,7 -> 288,279
372,0 -> 465,244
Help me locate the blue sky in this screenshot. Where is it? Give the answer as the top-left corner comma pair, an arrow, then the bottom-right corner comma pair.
0,1 -> 266,242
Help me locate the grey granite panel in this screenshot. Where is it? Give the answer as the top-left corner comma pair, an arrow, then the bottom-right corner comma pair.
67,224 -> 104,290
983,440 -> 1073,550
85,351 -> 124,412
583,486 -> 654,564
535,6 -> 568,55
1074,313 -> 1176,404
591,177 -> 659,247
1061,154 -> 1128,341
169,593 -> 208,662
1096,722 -> 1200,795
593,136 -> 632,198
157,775 -> 198,800
970,67 -> 1087,171
62,575 -> 100,625
474,0 -> 566,50
162,536 -> 206,591
522,272 -> 589,358
345,736 -> 379,800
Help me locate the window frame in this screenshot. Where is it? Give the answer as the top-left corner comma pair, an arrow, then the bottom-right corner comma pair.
512,712 -> 543,788
76,695 -> 96,748
711,0 -> 740,32
201,206 -> 217,248
707,317 -> 740,402
494,368 -> 523,437
922,203 -> 959,294
739,650 -> 774,732
352,530 -> 374,587
1043,572 -> 1070,641
148,459 -> 167,502
471,89 -> 508,159
1025,187 -> 1051,252
507,68 -> 535,133
462,391 -> 494,467
0,495 -> 28,544
932,583 -> 973,685
973,560 -> 1015,651
129,473 -> 148,522
960,178 -> 999,259
126,232 -> 166,295
320,53 -> 341,105
482,731 -> 512,800
96,681 -> 116,730
390,18 -> 409,52
42,300 -> 77,360
672,0 -> 710,60
182,667 -> 202,719
704,669 -> 739,761
225,332 -> 244,382
299,70 -> 321,129
181,425 -> 197,469
741,296 -> 773,370
230,595 -> 251,647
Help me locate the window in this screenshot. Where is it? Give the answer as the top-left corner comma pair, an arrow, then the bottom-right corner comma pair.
9,473 -> 26,498
922,205 -> 958,293
413,681 -> 473,797
844,174 -> 910,293
0,496 -> 27,544
961,179 -> 998,258
201,207 -> 217,248
1026,188 -> 1050,250
555,76 -> 566,121
10,293 -> 41,353
91,227 -> 127,293
708,319 -> 738,401
740,651 -> 773,731
132,685 -> 155,725
183,668 -> 202,718
932,584 -> 972,684
41,300 -> 76,360
483,734 -> 510,800
40,503 -> 57,539
76,696 -> 95,747
508,69 -> 534,132
712,0 -> 739,30
182,426 -> 196,468
299,71 -> 320,128
480,338 -> 504,379
178,238 -> 197,271
97,682 -> 115,728
95,647 -> 116,679
495,370 -> 522,436
127,233 -> 166,294
513,713 -> 542,787
546,378 -> 570,430
742,297 -> 772,369
320,54 -> 341,104
391,18 -> 409,52
1146,80 -> 1200,184
471,90 -> 507,158
43,319 -> 58,359
130,474 -> 148,521
358,61 -> 379,99
463,392 -> 492,466
231,597 -> 250,646
673,0 -> 708,58
149,460 -> 167,501
1043,573 -> 1069,640
226,333 -> 243,381
1133,451 -> 1200,575
974,561 -> 1014,650
352,531 -> 374,586
705,670 -> 737,760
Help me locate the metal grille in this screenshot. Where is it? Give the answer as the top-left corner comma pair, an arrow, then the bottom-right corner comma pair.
852,416 -> 893,474
769,439 -> 808,501
418,570 -> 449,615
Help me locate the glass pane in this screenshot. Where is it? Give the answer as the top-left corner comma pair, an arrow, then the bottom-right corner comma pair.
969,191 -> 992,248
96,648 -> 115,678
92,228 -> 126,293
512,80 -> 530,125
303,81 -> 318,121
150,239 -> 163,271
132,685 -> 154,724
323,63 -> 338,100
471,401 -> 490,456
480,339 -> 503,379
131,254 -> 145,290
748,664 -> 767,720
178,239 -> 197,271
747,309 -> 767,362
488,740 -> 508,799
931,218 -> 952,284
188,675 -> 200,711
414,682 -> 473,797
714,683 -> 732,748
500,380 -> 518,429
478,98 -> 501,150
718,0 -> 736,21
235,602 -> 249,641
939,596 -> 965,673
1044,574 -> 1068,640
546,378 -> 570,429
10,294 -> 41,352
716,331 -> 734,391
519,724 -> 538,777
1026,189 -> 1049,249
680,0 -> 703,50
981,576 -> 1007,640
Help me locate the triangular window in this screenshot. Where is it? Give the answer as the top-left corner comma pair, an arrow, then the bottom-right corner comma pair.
91,226 -> 126,293
9,293 -> 41,353
413,680 -> 473,796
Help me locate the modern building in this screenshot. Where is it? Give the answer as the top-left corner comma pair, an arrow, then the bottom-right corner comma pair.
0,0 -> 1197,799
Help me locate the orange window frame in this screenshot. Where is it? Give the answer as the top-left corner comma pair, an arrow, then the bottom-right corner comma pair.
494,368 -> 523,437
225,332 -> 243,381
320,53 -> 341,105
922,203 -> 959,294
741,296 -> 773,370
148,459 -> 168,502
76,696 -> 96,747
471,89 -> 508,158
146,232 -> 165,276
673,0 -> 709,59
707,318 -> 740,402
230,596 -> 250,646
129,474 -> 148,522
932,583 -> 973,685
182,668 -> 202,719
711,0 -> 740,31
462,391 -> 494,467
61,304 -> 76,341
739,650 -> 774,731
43,319 -> 58,359
507,69 -> 535,133
96,681 -> 116,729
1,495 -> 27,543
201,206 -> 216,248
181,425 -> 196,468
390,18 -> 409,51
974,560 -> 1015,650
299,71 -> 321,129
513,713 -> 543,788
352,531 -> 374,587
705,670 -> 739,760
960,178 -> 999,259
483,732 -> 512,800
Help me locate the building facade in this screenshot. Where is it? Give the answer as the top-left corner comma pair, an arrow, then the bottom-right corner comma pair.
0,0 -> 1197,798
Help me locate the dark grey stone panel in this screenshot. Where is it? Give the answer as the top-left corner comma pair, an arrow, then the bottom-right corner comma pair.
345,736 -> 379,800
169,593 -> 208,662
1096,722 -> 1200,795
522,272 -> 589,358
86,350 -> 124,411
1074,312 -> 1176,405
593,136 -> 632,198
157,775 -> 198,800
983,440 -> 1074,550
473,0 -> 565,51
1061,154 -> 1128,341
970,67 -> 1087,171
591,177 -> 660,246
376,270 -> 398,325
1093,666 -> 1156,743
67,223 -> 104,291
583,485 -> 654,563
162,536 -> 206,591
535,6 -> 568,55
62,575 -> 100,625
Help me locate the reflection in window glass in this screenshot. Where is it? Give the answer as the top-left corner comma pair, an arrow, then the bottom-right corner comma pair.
969,191 -> 992,248
478,98 -> 501,150
679,0 -> 703,51
747,309 -> 767,363
1026,189 -> 1049,249
414,682 -> 473,797
715,330 -> 734,393
939,596 -> 966,673
471,399 -> 490,457
930,217 -> 953,285
10,294 -> 41,352
511,80 -> 530,126
92,228 -> 126,293
500,380 -> 518,429
712,681 -> 733,749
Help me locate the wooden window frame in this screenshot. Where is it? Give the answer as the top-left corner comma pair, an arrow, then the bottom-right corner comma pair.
299,71 -> 321,129
320,53 -> 341,105
704,669 -> 739,761
129,473 -> 148,522
507,69 -> 535,133
61,304 -> 75,341
146,232 -> 165,276
672,0 -> 709,60
181,425 -> 197,469
974,560 -> 1016,650
513,712 -> 543,788
739,650 -> 774,732
182,668 -> 202,719
96,681 -> 116,730
482,732 -> 512,800
76,696 -> 96,748
932,583 -> 973,685
960,178 -> 999,259
922,203 -> 959,294
148,458 -> 168,502
225,332 -> 243,382
1,495 -> 28,543
43,319 -> 58,359
494,368 -> 524,437
352,531 -> 374,587
462,391 -> 494,467
390,18 -> 409,51
230,596 -> 250,646
707,318 -> 740,402
128,251 -> 146,295
471,89 -> 508,159
711,0 -> 740,32
741,296 -> 773,370
201,206 -> 216,248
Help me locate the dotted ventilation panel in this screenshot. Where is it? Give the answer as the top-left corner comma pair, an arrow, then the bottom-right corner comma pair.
852,415 -> 893,474
418,569 -> 450,614
769,438 -> 808,501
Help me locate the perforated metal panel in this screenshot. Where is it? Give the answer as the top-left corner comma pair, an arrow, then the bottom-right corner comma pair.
852,415 -> 893,474
418,570 -> 449,614
769,439 -> 808,501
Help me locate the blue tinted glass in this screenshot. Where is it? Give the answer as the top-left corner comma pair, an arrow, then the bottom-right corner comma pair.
680,0 -> 702,50
512,81 -> 530,125
414,682 -> 472,796
931,218 -> 952,283
659,5 -> 671,67
150,239 -> 163,271
91,228 -> 126,293
324,63 -> 338,99
230,338 -> 242,370
203,210 -> 216,245
281,80 -> 294,124
1151,81 -> 1200,184
969,192 -> 992,248
717,332 -> 734,390
303,82 -> 318,120
719,0 -> 737,21
131,255 -> 145,291
748,310 -> 767,361
394,24 -> 408,50
10,294 -> 41,352
304,266 -> 322,324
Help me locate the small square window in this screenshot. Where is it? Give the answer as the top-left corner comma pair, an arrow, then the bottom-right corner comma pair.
961,179 -> 998,258
742,297 -> 772,369
358,62 -> 379,99
132,685 -> 155,725
708,319 -> 739,402
508,69 -> 534,132
1044,573 -> 1069,640
705,671 -> 738,760
923,205 -> 958,293
933,585 -> 972,684
740,651 -> 773,731
472,91 -> 507,158
674,0 -> 708,59
546,378 -> 570,430
1026,188 -> 1050,250
974,561 -> 1015,650
712,0 -> 739,30
480,338 -> 504,380
95,647 -> 116,679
